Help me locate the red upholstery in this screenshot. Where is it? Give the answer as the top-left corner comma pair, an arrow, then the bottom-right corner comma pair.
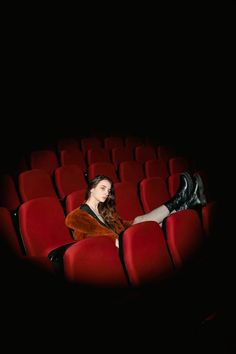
122,221 -> 174,286
104,136 -> 123,150
169,156 -> 190,175
165,209 -> 204,268
60,149 -> 86,171
168,172 -> 181,197
54,165 -> 87,199
135,145 -> 157,164
144,159 -> 169,179
0,174 -> 20,211
119,160 -> 145,186
0,207 -> 22,256
80,137 -> 101,155
114,182 -> 143,220
19,197 -> 75,257
64,236 -> 128,287
30,150 -> 59,176
19,169 -> 58,202
0,207 -> 60,272
87,147 -> 110,165
66,189 -> 86,213
140,177 -> 170,213
88,162 -> 118,182
111,146 -> 134,169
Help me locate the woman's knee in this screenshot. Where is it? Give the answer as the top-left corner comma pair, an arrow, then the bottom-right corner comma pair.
132,215 -> 144,225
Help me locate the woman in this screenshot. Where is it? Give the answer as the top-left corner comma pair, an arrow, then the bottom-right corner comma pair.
65,173 -> 206,247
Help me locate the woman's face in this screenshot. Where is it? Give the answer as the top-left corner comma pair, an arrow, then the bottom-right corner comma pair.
90,179 -> 112,203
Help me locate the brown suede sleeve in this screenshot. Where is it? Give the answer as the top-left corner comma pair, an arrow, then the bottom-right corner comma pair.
65,208 -> 118,242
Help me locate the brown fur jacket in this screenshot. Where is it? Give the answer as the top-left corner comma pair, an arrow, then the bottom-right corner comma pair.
65,208 -> 132,243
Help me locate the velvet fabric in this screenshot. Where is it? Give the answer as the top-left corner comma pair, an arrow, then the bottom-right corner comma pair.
65,208 -> 132,243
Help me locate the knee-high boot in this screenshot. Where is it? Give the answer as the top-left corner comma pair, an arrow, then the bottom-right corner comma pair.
164,172 -> 194,213
180,174 -> 207,210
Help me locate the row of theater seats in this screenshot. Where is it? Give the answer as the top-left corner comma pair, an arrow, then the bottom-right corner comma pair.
1,137 -> 198,212
0,197 -> 217,287
16,144 -> 192,176
0,168 -> 211,217
21,161 -> 173,201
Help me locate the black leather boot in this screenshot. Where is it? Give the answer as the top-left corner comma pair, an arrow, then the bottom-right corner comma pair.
164,172 -> 194,212
179,174 -> 207,210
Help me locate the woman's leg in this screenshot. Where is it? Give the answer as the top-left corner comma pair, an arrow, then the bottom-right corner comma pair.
132,172 -> 206,226
133,172 -> 194,225
132,205 -> 170,225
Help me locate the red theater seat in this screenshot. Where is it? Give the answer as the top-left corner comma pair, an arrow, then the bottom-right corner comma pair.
80,137 -> 101,155
119,161 -> 145,186
168,172 -> 181,197
54,165 -> 87,199
144,159 -> 169,179
19,197 -> 75,257
19,169 -> 58,202
135,145 -> 157,164
66,189 -> 86,213
0,207 -> 54,272
88,162 -> 118,182
140,177 -> 170,213
114,182 -> 143,220
87,147 -> 111,165
164,209 -> 204,269
60,149 -> 86,171
64,236 -> 129,287
122,221 -> 174,286
111,146 -> 134,170
30,150 -> 59,176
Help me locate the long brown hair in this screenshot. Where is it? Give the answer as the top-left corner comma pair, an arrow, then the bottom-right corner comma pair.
86,175 -> 124,232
